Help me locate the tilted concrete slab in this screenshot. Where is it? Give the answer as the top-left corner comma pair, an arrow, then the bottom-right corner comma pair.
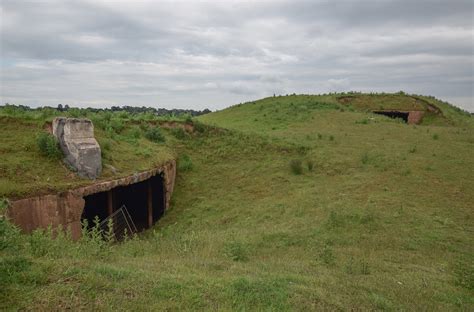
53,117 -> 102,179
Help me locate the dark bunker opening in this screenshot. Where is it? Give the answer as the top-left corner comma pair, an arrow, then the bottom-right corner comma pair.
373,111 -> 409,123
81,174 -> 165,234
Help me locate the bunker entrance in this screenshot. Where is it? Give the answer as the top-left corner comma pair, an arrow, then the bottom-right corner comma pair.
81,174 -> 165,233
373,111 -> 409,123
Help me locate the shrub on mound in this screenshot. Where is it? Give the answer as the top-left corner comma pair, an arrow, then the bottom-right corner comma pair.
36,132 -> 62,159
145,126 -> 166,143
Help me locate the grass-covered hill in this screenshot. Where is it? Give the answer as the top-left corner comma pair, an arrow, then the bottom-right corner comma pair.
0,107 -> 180,199
1,93 -> 473,310
199,92 -> 471,131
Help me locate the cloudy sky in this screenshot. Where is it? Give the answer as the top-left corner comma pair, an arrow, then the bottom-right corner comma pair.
1,0 -> 473,111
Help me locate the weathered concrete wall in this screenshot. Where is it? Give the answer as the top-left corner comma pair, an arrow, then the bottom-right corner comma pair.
407,111 -> 424,124
53,117 -> 102,179
8,193 -> 85,239
7,160 -> 176,240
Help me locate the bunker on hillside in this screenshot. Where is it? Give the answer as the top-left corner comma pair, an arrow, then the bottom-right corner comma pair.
372,110 -> 424,124
6,117 -> 177,240
373,110 -> 409,122
82,173 -> 165,233
7,161 -> 176,240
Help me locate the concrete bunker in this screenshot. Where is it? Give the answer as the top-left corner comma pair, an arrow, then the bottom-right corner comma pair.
373,110 -> 409,123
82,174 -> 165,232
7,161 -> 176,240
372,110 -> 424,124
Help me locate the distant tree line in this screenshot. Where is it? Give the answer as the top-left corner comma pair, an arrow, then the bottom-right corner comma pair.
3,103 -> 211,117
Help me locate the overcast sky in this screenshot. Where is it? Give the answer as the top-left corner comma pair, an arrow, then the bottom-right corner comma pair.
1,0 -> 473,111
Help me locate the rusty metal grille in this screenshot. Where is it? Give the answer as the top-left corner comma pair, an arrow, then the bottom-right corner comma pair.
99,205 -> 137,241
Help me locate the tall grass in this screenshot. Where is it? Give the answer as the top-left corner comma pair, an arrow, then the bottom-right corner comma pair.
36,133 -> 62,159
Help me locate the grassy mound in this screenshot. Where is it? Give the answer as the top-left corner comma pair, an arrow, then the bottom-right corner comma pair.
0,108 -> 177,199
1,94 -> 473,310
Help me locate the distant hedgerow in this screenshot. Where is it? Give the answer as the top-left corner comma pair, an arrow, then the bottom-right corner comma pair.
144,126 -> 166,143
36,133 -> 62,159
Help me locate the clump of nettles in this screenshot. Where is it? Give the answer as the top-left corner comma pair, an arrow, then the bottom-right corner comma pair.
36,132 -> 62,159
144,126 -> 166,143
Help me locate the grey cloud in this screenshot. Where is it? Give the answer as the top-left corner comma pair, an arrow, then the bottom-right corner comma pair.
0,0 -> 472,111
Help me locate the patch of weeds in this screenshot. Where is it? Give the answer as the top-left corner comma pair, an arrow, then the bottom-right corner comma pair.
152,278 -> 186,300
145,126 -> 166,143
109,118 -> 125,134
433,133 -> 439,140
223,241 -> 249,262
356,119 -> 369,124
79,217 -> 110,258
326,211 -> 345,229
317,133 -> 322,139
345,257 -> 371,275
128,126 -> 141,139
94,265 -> 131,281
193,121 -> 207,134
63,267 -> 86,279
260,232 -> 305,248
369,292 -> 394,310
229,277 -> 289,310
36,132 -> 62,159
361,261 -> 371,275
0,256 -> 31,285
319,244 -> 336,266
409,146 -> 417,153
99,138 -> 114,161
100,138 -> 112,152
171,127 -> 189,140
29,227 -> 56,257
454,260 -> 474,290
345,257 -> 356,274
401,169 -> 411,176
306,160 -> 315,172
329,135 -> 335,141
152,278 -> 209,309
290,159 -> 303,175
0,199 -> 21,251
359,212 -> 375,225
297,145 -> 310,155
135,147 -> 152,158
178,154 -> 193,172
361,152 -> 369,165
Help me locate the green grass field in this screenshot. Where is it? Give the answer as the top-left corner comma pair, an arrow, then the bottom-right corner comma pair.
1,93 -> 473,310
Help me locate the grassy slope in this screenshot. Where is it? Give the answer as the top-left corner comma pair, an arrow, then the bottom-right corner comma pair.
1,94 -> 473,310
0,114 -> 174,199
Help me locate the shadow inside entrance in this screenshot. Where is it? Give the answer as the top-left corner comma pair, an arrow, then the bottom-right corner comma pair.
81,174 -> 165,233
